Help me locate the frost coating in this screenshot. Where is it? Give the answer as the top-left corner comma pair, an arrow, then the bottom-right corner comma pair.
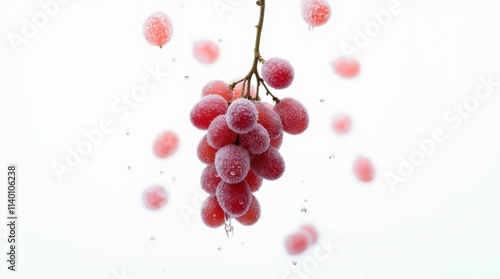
301,0 -> 331,27
202,80 -> 234,102
215,144 -> 251,183
254,101 -> 283,139
216,180 -> 252,217
144,13 -> 173,47
261,57 -> 294,89
226,98 -> 258,134
239,123 -> 270,155
190,95 -> 228,130
274,97 -> 309,135
207,115 -> 238,149
250,146 -> 285,180
153,131 -> 179,158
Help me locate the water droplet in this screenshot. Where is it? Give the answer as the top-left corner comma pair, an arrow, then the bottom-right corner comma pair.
292,261 -> 298,265
301,207 -> 307,214
224,215 -> 234,238
150,237 -> 156,242
241,242 -> 246,246
160,171 -> 165,175
304,199 -> 308,203
319,98 -> 325,103
184,76 -> 190,81
217,245 -> 222,251
218,39 -> 223,43
171,57 -> 176,63
126,129 -> 130,135
308,25 -> 314,31
230,171 -> 235,176
171,176 -> 176,182
127,166 -> 132,170
163,269 -> 167,272
301,180 -> 305,184
329,154 -> 335,160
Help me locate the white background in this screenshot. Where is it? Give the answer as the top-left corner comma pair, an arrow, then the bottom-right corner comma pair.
1,0 -> 500,278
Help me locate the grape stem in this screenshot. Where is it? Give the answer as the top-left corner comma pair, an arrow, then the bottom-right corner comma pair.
228,0 -> 280,103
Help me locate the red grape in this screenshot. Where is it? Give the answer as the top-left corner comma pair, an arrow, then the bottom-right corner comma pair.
333,57 -> 360,78
201,195 -> 225,228
216,180 -> 252,217
354,156 -> 375,183
250,146 -> 285,180
232,82 -> 256,100
332,114 -> 352,134
143,13 -> 173,47
226,98 -> 258,134
299,224 -> 318,245
239,124 -> 270,155
261,57 -> 294,89
274,98 -> 309,135
285,232 -> 309,255
201,164 -> 221,194
202,80 -> 234,102
153,131 -> 179,158
197,135 -> 218,164
236,194 -> 261,226
254,101 -> 283,139
269,132 -> 283,149
244,170 -> 263,192
193,40 -> 220,64
301,0 -> 331,27
207,115 -> 238,149
190,95 -> 228,130
143,186 -> 168,210
215,144 -> 251,184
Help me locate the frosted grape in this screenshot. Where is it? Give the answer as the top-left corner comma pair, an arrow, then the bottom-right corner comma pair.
201,195 -> 225,228
144,13 -> 173,47
239,124 -> 270,155
261,57 -> 294,89
197,135 -> 218,164
190,95 -> 228,130
201,164 -> 221,194
354,156 -> 375,183
226,98 -> 258,134
269,132 -> 283,149
333,57 -> 360,78
254,101 -> 283,139
202,80 -> 234,102
216,180 -> 252,217
215,144 -> 251,183
235,195 -> 261,226
250,146 -> 285,180
301,0 -> 331,27
143,186 -> 168,210
153,131 -> 179,158
244,170 -> 263,192
193,40 -> 220,64
274,98 -> 309,135
299,224 -> 318,245
285,232 -> 309,255
332,114 -> 352,134
207,115 -> 238,149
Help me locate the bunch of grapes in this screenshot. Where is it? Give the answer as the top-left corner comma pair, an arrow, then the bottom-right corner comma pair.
190,58 -> 310,229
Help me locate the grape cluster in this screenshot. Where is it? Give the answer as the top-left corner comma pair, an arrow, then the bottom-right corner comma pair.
190,60 -> 309,229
